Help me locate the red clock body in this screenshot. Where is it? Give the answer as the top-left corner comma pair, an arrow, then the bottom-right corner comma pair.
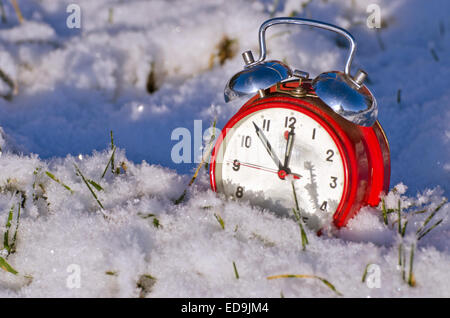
210,80 -> 390,228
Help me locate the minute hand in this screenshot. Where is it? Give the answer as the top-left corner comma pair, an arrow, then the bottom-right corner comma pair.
252,122 -> 283,170
283,126 -> 295,170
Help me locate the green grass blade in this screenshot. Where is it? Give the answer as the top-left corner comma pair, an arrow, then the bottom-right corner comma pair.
110,130 -> 116,173
267,274 -> 342,296
417,219 -> 443,240
397,200 -> 402,235
316,276 -> 343,296
291,182 -> 308,250
291,182 -> 300,212
381,198 -> 388,225
3,205 -> 14,252
101,146 -> 116,179
105,271 -> 117,276
74,164 -> 104,210
137,213 -> 155,219
0,256 -> 17,275
188,118 -> 217,187
402,247 -> 406,282
233,261 -> 239,279
416,199 -> 447,235
292,209 -> 308,250
152,218 -> 161,228
401,220 -> 408,238
10,205 -> 21,255
45,171 -> 74,193
408,244 -> 416,287
362,263 -> 372,283
88,179 -> 103,191
175,118 -> 217,204
137,213 -> 161,228
214,213 -> 225,230
174,189 -> 186,205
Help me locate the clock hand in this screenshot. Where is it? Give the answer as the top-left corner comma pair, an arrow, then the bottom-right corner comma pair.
283,126 -> 295,171
252,121 -> 283,170
229,160 -> 302,179
228,160 -> 278,174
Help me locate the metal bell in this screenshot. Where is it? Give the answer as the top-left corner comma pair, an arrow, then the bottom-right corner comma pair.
224,51 -> 292,102
224,17 -> 378,127
312,70 -> 377,126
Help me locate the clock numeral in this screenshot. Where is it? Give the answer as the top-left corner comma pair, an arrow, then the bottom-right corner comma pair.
232,159 -> 240,171
284,116 -> 296,129
320,201 -> 328,211
263,119 -> 270,132
312,128 -> 316,140
326,149 -> 334,162
330,176 -> 337,189
235,186 -> 244,198
241,135 -> 251,148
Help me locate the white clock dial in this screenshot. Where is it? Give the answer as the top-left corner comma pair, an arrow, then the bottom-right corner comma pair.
215,107 -> 345,228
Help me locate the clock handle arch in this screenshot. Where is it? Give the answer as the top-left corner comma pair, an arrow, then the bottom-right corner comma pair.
250,17 -> 357,77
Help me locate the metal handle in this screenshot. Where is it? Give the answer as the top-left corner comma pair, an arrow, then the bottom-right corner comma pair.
252,17 -> 357,76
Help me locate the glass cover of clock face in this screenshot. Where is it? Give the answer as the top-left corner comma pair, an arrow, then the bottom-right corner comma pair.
215,107 -> 345,228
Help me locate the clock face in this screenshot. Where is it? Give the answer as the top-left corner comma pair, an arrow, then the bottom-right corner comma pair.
214,106 -> 346,228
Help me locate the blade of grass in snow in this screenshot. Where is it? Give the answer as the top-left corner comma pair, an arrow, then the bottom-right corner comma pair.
137,212 -> 155,219
3,205 -> 14,253
233,261 -> 239,279
10,205 -> 21,255
74,164 -> 104,210
381,198 -> 388,225
110,130 -> 116,174
214,213 -> 225,230
416,199 -> 447,235
174,190 -> 186,205
267,274 -> 342,296
401,220 -> 408,238
45,171 -> 74,194
188,118 -> 216,186
408,244 -> 416,287
417,219 -> 443,240
101,146 -> 116,179
292,209 -> 308,250
105,271 -> 117,276
87,179 -> 103,191
402,246 -> 406,282
362,263 -> 373,283
175,118 -> 216,204
137,212 -> 161,228
291,182 -> 308,250
152,218 -> 160,228
0,256 -> 17,275
137,274 -> 157,298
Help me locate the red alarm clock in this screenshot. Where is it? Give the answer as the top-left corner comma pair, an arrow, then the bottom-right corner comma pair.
209,18 -> 390,229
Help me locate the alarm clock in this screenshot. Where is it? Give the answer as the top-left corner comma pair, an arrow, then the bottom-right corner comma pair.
209,17 -> 390,229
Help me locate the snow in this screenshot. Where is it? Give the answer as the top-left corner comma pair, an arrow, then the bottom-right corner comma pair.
0,0 -> 449,297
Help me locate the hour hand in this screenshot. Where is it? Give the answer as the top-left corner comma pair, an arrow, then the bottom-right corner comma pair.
252,121 -> 283,170
283,126 -> 295,170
